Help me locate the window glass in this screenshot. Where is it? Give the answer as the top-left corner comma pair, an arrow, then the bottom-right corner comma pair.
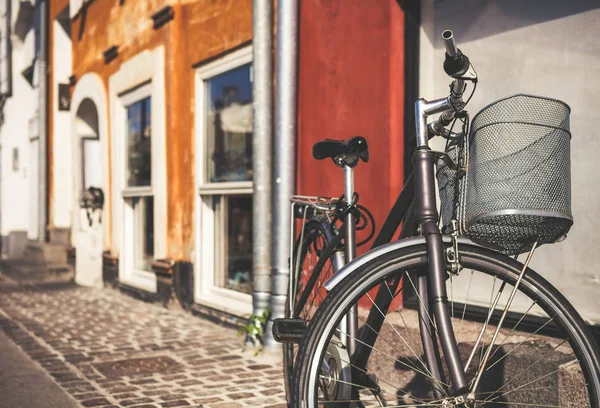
213,195 -> 253,294
127,97 -> 152,187
205,64 -> 253,183
134,196 -> 154,271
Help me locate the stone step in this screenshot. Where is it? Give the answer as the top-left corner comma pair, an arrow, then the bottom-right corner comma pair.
0,259 -> 74,283
24,242 -> 68,265
48,227 -> 71,246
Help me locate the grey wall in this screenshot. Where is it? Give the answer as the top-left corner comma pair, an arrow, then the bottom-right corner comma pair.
423,0 -> 600,324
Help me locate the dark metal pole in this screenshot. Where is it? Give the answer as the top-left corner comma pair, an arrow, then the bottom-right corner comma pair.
251,0 -> 273,325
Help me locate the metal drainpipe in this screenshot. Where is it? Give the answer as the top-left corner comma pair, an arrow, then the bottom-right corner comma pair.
38,0 -> 49,242
251,0 -> 273,325
265,0 -> 298,349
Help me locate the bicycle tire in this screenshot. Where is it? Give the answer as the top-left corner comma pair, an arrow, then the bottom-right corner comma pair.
293,242 -> 600,407
284,217 -> 341,403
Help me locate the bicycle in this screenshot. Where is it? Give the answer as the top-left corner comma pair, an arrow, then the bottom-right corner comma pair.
275,136 -> 378,401
283,30 -> 600,407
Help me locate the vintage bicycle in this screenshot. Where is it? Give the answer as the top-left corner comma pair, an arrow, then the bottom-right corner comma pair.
275,30 -> 600,407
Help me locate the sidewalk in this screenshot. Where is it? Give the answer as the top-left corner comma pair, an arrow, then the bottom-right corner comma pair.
0,330 -> 79,408
0,282 -> 286,408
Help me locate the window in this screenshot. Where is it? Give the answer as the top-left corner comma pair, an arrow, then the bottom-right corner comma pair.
127,97 -> 152,187
109,46 -> 166,294
195,46 -> 253,314
123,91 -> 154,273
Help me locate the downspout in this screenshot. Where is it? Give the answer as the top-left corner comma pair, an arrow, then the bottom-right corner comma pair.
403,0 -> 421,182
266,0 -> 298,348
251,0 -> 273,324
38,0 -> 49,241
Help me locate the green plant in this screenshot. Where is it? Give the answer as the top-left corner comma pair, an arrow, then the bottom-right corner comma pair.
238,307 -> 271,355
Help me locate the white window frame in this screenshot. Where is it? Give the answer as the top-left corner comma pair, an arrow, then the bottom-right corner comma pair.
194,45 -> 253,316
109,47 -> 167,293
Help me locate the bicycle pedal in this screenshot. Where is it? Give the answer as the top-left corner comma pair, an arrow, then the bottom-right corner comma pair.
272,318 -> 307,344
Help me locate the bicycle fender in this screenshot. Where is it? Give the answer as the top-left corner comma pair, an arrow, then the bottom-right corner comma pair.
323,236 -> 479,291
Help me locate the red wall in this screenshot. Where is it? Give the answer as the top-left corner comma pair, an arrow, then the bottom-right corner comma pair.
297,0 -> 406,252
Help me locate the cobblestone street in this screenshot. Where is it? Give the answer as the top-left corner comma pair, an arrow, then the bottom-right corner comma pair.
0,283 -> 286,408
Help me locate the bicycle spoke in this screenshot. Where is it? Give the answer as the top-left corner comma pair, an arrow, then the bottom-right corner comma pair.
332,327 -> 449,391
476,400 -> 569,407
484,316 -> 554,373
470,243 -> 539,394
484,338 -> 567,398
317,399 -> 447,407
333,356 -> 434,406
404,272 -> 439,337
464,279 -> 506,373
479,277 -> 501,368
484,300 -> 538,367
477,385 -> 581,395
483,367 -> 572,404
450,274 -> 455,321
364,291 -> 441,389
457,268 -> 474,337
347,312 -> 442,385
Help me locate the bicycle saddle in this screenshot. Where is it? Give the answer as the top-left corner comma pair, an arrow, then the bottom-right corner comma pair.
312,136 -> 369,167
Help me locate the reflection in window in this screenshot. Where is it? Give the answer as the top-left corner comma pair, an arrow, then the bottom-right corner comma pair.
127,97 -> 152,187
134,196 -> 154,272
213,195 -> 253,294
206,64 -> 253,183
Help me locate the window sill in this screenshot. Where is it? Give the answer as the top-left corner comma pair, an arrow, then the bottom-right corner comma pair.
119,269 -> 157,294
195,288 -> 252,318
198,181 -> 253,195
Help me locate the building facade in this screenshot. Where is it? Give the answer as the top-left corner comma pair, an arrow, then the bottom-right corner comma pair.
40,0 -> 411,320
0,0 -> 44,256
1,0 -> 598,330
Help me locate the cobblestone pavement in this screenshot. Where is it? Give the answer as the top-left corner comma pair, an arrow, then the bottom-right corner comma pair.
0,284 -> 286,408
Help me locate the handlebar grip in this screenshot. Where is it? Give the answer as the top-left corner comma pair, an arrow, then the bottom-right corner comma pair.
442,29 -> 471,79
442,30 -> 458,58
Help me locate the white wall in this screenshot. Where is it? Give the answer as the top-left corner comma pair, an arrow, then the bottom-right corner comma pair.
422,0 -> 600,323
0,29 -> 38,245
52,18 -> 73,228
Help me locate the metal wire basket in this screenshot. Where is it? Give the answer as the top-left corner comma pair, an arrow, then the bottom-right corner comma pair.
437,94 -> 573,254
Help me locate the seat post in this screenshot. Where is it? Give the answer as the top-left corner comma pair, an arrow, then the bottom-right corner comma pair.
343,165 -> 356,263
342,164 -> 358,354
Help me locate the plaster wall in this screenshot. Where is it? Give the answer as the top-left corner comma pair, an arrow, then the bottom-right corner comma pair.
422,0 -> 600,323
0,23 -> 38,253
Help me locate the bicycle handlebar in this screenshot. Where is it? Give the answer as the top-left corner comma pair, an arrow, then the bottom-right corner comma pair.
442,30 -> 459,58
415,29 -> 477,147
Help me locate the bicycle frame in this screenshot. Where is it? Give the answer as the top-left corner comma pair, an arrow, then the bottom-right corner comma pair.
321,100 -> 471,397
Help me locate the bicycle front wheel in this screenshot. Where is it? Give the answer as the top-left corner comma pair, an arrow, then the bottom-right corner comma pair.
293,241 -> 600,407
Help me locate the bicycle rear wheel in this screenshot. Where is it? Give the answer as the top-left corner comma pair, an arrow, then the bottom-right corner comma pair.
284,218 -> 342,403
293,241 -> 600,407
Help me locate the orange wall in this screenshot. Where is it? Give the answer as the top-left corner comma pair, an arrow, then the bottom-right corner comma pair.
297,0 -> 406,252
69,0 -> 252,260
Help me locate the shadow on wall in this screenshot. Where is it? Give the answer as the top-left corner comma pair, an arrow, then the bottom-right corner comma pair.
430,0 -> 600,45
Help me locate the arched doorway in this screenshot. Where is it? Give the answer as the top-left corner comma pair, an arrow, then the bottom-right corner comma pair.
72,98 -> 103,287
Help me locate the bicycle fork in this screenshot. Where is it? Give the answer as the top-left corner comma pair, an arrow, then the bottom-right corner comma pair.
413,148 -> 469,395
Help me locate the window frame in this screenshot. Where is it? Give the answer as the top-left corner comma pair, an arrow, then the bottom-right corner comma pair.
120,84 -> 156,287
109,47 -> 167,294
194,45 -> 254,316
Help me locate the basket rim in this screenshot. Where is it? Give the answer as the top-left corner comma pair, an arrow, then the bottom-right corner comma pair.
471,93 -> 572,126
470,120 -> 572,140
466,208 -> 573,229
